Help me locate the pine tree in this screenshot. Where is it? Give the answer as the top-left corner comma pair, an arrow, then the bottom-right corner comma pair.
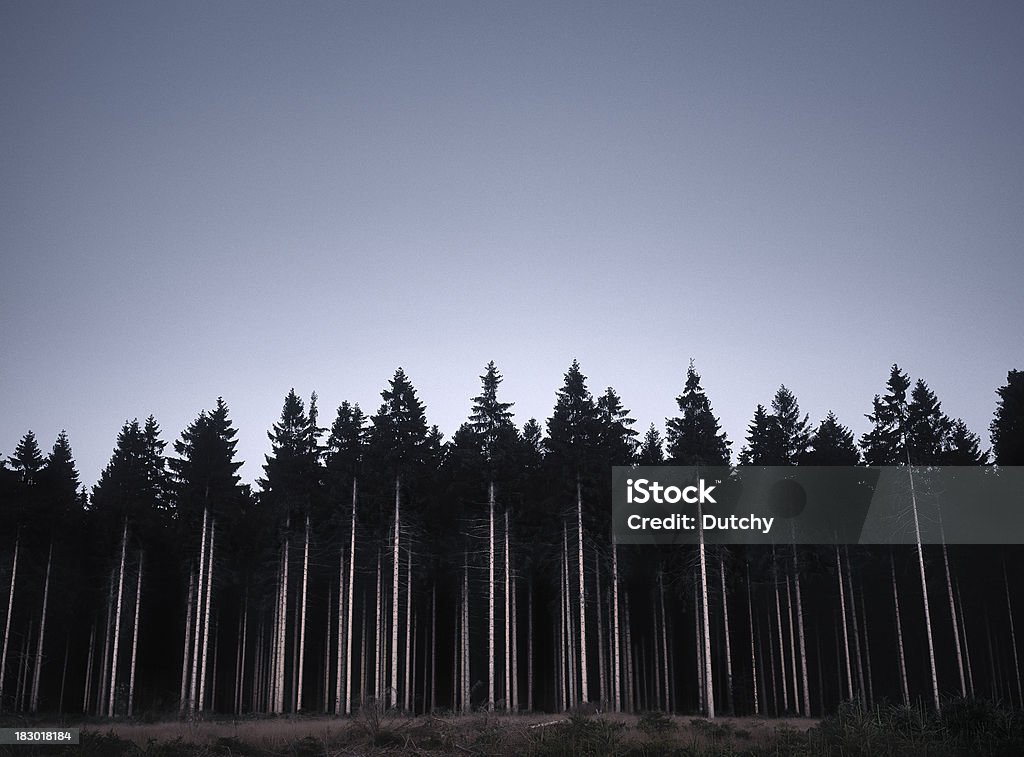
596,387 -> 639,466
860,365 -> 911,465
906,380 -> 949,465
738,405 -> 780,465
771,386 -> 811,465
7,432 -> 44,485
942,419 -> 989,465
637,424 -> 664,465
991,370 -> 1024,465
804,412 -> 861,466
665,362 -> 731,467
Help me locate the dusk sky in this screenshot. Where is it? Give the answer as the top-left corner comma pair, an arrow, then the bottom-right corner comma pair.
2,2 -> 1022,489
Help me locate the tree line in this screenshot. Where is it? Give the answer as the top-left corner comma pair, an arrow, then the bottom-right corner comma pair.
1,362 -> 1022,719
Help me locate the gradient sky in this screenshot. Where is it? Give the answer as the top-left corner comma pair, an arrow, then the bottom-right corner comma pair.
2,2 -> 1022,489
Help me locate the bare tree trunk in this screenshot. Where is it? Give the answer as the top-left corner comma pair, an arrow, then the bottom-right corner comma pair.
835,546 -> 853,702
595,552 -> 606,709
956,577 -> 975,698
611,544 -> 621,712
462,553 -> 470,713
576,477 -> 588,704
345,482 -> 356,714
58,634 -> 69,715
237,588 -> 248,715
0,535 -> 19,708
1005,561 -> 1023,708
403,548 -> 412,711
504,508 -> 511,712
297,516 -> 309,712
374,551 -> 382,700
29,541 -> 52,713
843,548 -> 865,702
128,552 -> 143,718
658,570 -> 670,710
792,545 -> 810,717
623,591 -> 633,713
510,554 -> 518,713
695,579 -> 704,714
98,568 -> 114,716
488,481 -> 495,711
746,562 -> 759,715
563,522 -> 576,708
906,462 -> 940,711
109,521 -> 129,717
83,621 -> 95,714
698,498 -> 714,718
858,591 -> 874,707
720,553 -> 733,715
891,550 -> 910,707
391,477 -> 400,709
190,509 -> 208,715
198,520 -> 215,713
17,619 -> 31,712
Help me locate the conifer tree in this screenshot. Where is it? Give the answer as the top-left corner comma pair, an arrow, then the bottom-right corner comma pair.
637,424 -> 665,465
7,431 -> 44,485
991,370 -> 1024,465
665,362 -> 731,467
738,405 -> 780,465
804,412 -> 861,466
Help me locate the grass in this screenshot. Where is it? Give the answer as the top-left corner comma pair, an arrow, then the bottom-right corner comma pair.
0,701 -> 1021,756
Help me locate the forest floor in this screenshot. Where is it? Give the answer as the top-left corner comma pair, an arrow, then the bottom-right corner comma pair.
2,702 -> 1023,755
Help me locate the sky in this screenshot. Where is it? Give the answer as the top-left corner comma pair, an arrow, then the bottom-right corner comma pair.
2,2 -> 1022,489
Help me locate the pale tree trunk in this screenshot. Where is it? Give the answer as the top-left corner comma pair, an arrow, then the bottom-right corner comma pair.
938,513 -> 966,697
785,574 -> 800,709
623,591 -> 633,713
698,507 -> 713,718
1005,561 -> 1023,708
504,508 -> 511,712
488,481 -> 495,711
99,568 -> 114,716
858,591 -> 874,707
403,548 -> 412,711
237,588 -> 248,715
198,520 -> 215,713
563,523 -> 576,708
109,521 -> 129,717
695,579 -> 704,714
843,548 -> 865,701
595,550 -> 606,709
510,553 -> 518,712
17,619 -> 32,712
29,541 -> 52,713
83,621 -> 95,714
611,544 -> 621,712
58,634 -> 69,714
576,477 -> 588,704
461,553 -> 470,713
390,477 -> 400,709
719,554 -> 733,715
190,509 -> 209,715
746,563 -> 759,715
297,516 -> 309,712
0,535 -> 19,708
335,548 -> 344,715
345,482 -> 356,714
773,548 -> 788,711
658,570 -> 669,710
906,461 -> 940,711
956,577 -> 975,697
835,546 -> 853,701
374,551 -> 382,700
890,551 -> 910,706
128,552 -> 143,718
792,545 -> 810,717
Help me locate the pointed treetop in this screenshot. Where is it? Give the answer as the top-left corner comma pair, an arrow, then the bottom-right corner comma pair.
805,411 -> 861,465
8,430 -> 44,484
637,423 -> 665,466
990,370 -> 1024,465
665,361 -> 731,467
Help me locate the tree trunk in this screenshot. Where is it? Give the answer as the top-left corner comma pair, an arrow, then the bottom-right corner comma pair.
611,544 -> 621,712
345,481 -> 356,714
956,577 -> 975,698
596,552 -> 606,709
109,521 -> 129,717
835,545 -> 853,702
0,535 -> 19,708
792,545 -> 810,717
658,570 -> 669,710
504,507 -> 511,712
527,582 -> 534,713
403,548 -> 412,711
58,634 -> 69,715
391,477 -> 401,709
190,509 -> 208,715
906,462 -> 940,711
720,553 -> 733,715
699,510 -> 713,718
430,581 -> 437,712
198,519 -> 215,712
890,550 -> 910,707
488,481 -> 495,711
858,590 -> 874,707
29,541 -> 52,713
843,548 -> 865,701
297,516 -> 309,712
1005,561 -> 1023,708
746,562 -> 759,716
128,552 -> 143,718
83,621 -> 95,714
576,477 -> 588,704
335,548 -> 344,715
374,551 -> 382,700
